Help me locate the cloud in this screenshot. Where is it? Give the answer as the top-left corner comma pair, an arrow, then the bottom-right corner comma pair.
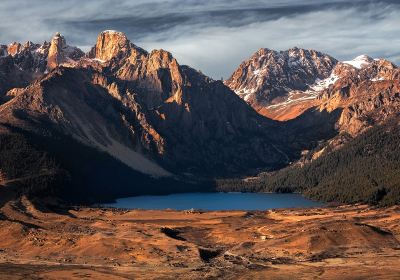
0,0 -> 399,78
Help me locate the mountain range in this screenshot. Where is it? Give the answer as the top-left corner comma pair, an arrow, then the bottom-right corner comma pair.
227,48 -> 400,160
0,31 -> 399,205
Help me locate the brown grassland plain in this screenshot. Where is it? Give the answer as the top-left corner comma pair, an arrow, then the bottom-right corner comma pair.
0,186 -> 400,279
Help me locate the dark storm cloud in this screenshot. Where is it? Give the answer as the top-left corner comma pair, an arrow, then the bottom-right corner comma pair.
61,1 -> 357,41
0,0 -> 399,78
51,0 -> 399,44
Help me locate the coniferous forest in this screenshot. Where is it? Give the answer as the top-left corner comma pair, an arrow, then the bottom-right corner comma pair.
217,116 -> 400,206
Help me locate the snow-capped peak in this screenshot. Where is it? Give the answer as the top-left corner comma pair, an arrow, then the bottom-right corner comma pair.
343,55 -> 373,69
101,30 -> 126,36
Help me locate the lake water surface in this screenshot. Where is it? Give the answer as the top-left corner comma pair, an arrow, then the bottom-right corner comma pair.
104,193 -> 322,211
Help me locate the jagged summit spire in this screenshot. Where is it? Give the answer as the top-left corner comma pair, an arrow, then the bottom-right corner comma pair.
47,32 -> 67,70
47,32 -> 84,70
7,42 -> 22,56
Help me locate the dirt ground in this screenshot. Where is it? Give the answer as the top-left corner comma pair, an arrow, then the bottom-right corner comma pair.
1,187 -> 400,279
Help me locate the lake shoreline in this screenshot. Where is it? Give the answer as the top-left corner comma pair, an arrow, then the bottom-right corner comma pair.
101,192 -> 323,211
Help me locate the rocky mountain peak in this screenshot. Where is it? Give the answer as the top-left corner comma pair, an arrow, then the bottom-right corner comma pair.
288,46 -> 311,57
7,42 -> 22,56
51,32 -> 66,46
226,48 -> 400,122
375,58 -> 397,69
23,41 -> 34,49
255,48 -> 274,56
92,30 -> 131,61
225,47 -> 337,120
226,47 -> 337,96
47,32 -> 67,69
343,55 -> 374,69
327,55 -> 399,88
47,32 -> 84,70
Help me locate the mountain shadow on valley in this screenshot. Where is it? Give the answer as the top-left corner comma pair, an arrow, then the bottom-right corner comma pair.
0,124 -> 215,205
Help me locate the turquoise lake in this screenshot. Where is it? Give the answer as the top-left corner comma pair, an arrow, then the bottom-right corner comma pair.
104,192 -> 322,211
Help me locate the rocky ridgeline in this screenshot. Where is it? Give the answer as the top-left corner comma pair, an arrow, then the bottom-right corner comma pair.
0,30 -> 399,180
225,47 -> 338,115
0,31 -> 300,178
0,33 -> 84,97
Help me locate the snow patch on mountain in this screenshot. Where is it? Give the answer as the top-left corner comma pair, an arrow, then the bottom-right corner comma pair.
266,73 -> 338,110
266,91 -> 317,109
343,55 -> 373,69
310,73 -> 339,91
371,76 -> 386,82
101,30 -> 127,37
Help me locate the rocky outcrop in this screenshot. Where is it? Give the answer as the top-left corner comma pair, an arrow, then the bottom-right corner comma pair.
89,30 -> 132,61
47,32 -> 84,70
7,42 -> 25,56
47,33 -> 67,69
319,60 -> 400,135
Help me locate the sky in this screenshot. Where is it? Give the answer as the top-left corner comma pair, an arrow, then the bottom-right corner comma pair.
0,0 -> 399,79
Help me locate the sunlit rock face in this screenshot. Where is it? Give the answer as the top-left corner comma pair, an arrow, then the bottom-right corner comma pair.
225,47 -> 338,120
90,30 -> 131,62
47,32 -> 84,70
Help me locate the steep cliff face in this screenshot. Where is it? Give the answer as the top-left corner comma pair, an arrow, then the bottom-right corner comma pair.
89,30 -> 132,61
47,32 -> 84,70
319,58 -> 400,134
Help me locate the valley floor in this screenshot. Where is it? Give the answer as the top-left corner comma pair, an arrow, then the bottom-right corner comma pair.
0,188 -> 400,279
